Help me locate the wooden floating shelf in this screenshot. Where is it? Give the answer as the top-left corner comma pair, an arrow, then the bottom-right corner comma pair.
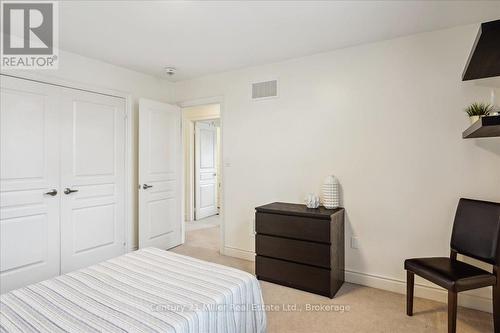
462,19 -> 500,81
462,115 -> 500,139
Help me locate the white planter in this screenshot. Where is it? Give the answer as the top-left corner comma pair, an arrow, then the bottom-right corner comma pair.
469,115 -> 482,124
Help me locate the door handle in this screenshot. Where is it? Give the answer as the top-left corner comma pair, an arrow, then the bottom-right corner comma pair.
64,188 -> 79,195
44,189 -> 58,196
143,184 -> 153,190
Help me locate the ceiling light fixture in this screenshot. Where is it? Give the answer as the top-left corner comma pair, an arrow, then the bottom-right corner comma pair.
164,66 -> 176,76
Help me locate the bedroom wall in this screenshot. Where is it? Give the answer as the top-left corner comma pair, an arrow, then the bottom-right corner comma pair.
0,50 -> 175,250
173,24 -> 500,312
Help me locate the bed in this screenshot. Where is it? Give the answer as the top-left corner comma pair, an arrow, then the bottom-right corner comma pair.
0,248 -> 267,333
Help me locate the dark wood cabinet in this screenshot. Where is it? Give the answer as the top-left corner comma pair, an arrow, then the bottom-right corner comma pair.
255,202 -> 345,298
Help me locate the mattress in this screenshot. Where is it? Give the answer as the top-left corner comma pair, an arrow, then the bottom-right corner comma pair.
0,248 -> 266,333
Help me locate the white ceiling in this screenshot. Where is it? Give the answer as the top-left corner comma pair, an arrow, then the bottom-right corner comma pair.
59,1 -> 500,81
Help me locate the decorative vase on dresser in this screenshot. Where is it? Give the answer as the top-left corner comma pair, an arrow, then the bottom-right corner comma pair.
322,175 -> 340,209
255,202 -> 345,298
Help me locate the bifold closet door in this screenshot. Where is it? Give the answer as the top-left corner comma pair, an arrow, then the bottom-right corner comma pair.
59,88 -> 126,273
0,76 -> 61,293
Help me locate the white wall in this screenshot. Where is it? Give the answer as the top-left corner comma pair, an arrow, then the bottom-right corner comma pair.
174,24 -> 500,311
1,50 -> 175,249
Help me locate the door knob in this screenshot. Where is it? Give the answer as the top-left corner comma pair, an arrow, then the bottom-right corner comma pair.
143,184 -> 153,189
44,189 -> 58,196
64,188 -> 79,195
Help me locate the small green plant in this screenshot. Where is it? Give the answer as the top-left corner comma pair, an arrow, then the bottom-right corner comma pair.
464,102 -> 493,117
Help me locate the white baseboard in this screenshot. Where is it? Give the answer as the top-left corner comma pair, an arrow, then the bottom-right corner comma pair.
345,269 -> 493,313
223,246 -> 256,261
219,248 -> 493,314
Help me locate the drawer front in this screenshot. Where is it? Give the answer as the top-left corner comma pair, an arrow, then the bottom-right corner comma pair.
256,234 -> 330,268
256,212 -> 330,243
256,256 -> 330,295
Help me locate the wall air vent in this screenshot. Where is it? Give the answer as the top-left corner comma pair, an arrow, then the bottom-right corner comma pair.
251,80 -> 278,100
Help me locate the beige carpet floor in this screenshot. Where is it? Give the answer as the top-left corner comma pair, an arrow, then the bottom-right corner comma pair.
185,215 -> 221,232
171,226 -> 494,333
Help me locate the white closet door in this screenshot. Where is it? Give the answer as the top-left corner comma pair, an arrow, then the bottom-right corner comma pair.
0,76 -> 60,292
59,88 -> 126,273
138,98 -> 182,249
195,121 -> 218,220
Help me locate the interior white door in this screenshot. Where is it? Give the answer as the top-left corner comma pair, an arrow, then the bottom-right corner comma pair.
0,76 -> 60,292
59,88 -> 126,273
139,99 -> 182,249
195,121 -> 218,220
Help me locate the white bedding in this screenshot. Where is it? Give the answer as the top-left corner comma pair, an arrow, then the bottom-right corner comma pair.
0,248 -> 266,333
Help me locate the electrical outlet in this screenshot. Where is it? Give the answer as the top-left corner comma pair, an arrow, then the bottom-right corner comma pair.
250,217 -> 256,236
351,237 -> 359,249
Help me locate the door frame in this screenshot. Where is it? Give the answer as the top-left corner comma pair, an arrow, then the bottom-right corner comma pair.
0,72 -> 134,252
178,96 -> 225,250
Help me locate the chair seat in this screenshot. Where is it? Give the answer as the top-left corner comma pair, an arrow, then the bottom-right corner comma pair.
404,257 -> 496,292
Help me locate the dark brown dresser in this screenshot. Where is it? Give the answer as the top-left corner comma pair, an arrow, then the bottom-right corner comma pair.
255,202 -> 345,298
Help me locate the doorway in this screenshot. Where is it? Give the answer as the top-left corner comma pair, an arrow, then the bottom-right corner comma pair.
182,103 -> 222,251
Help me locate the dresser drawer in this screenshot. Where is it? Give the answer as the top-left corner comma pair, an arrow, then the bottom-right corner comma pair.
256,256 -> 330,295
255,212 -> 330,243
256,234 -> 330,268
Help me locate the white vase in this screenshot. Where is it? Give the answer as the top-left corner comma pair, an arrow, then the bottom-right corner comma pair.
322,175 -> 340,209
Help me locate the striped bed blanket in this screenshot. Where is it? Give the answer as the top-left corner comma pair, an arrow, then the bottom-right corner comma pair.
0,248 -> 266,333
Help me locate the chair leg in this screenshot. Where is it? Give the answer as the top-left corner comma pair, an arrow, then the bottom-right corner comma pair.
448,291 -> 457,333
406,271 -> 414,316
494,278 -> 499,333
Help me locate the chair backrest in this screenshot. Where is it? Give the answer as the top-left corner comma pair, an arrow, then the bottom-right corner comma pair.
450,198 -> 500,266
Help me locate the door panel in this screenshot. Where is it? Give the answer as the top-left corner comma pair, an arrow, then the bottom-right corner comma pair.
60,89 -> 126,273
139,99 -> 182,249
148,198 -> 175,237
1,91 -> 45,179
73,203 -> 115,253
195,121 -> 218,219
149,111 -> 176,174
0,76 -> 60,292
73,101 -> 116,176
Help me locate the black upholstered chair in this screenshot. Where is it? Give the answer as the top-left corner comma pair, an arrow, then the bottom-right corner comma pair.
405,198 -> 500,333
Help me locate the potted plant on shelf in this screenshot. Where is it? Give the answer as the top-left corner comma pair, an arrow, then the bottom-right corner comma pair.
465,102 -> 493,124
